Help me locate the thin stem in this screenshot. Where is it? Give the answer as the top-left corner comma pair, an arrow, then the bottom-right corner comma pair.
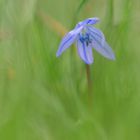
71,0 -> 89,28
108,0 -> 114,26
86,64 -> 92,107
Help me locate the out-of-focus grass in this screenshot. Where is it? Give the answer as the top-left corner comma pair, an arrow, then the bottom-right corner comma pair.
0,0 -> 140,140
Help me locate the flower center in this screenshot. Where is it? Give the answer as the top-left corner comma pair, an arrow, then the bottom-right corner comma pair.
79,32 -> 92,46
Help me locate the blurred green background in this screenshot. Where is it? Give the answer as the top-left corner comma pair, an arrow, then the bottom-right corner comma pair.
0,0 -> 140,140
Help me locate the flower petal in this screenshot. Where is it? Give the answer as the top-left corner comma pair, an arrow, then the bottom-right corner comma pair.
75,21 -> 84,29
76,40 -> 94,64
90,33 -> 115,60
87,26 -> 105,45
56,26 -> 83,57
84,17 -> 100,25
75,17 -> 100,29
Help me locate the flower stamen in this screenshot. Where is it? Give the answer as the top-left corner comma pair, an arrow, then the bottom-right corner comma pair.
79,33 -> 92,47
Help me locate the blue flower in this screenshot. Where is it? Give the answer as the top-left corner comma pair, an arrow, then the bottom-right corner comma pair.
56,17 -> 115,64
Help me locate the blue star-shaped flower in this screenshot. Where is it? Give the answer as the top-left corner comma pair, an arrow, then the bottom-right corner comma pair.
56,17 -> 115,64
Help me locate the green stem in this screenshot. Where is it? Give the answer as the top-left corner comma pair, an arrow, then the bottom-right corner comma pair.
71,0 -> 89,28
109,0 -> 114,26
86,64 -> 92,107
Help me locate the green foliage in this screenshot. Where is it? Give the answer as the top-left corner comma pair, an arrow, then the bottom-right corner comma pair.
0,0 -> 140,140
